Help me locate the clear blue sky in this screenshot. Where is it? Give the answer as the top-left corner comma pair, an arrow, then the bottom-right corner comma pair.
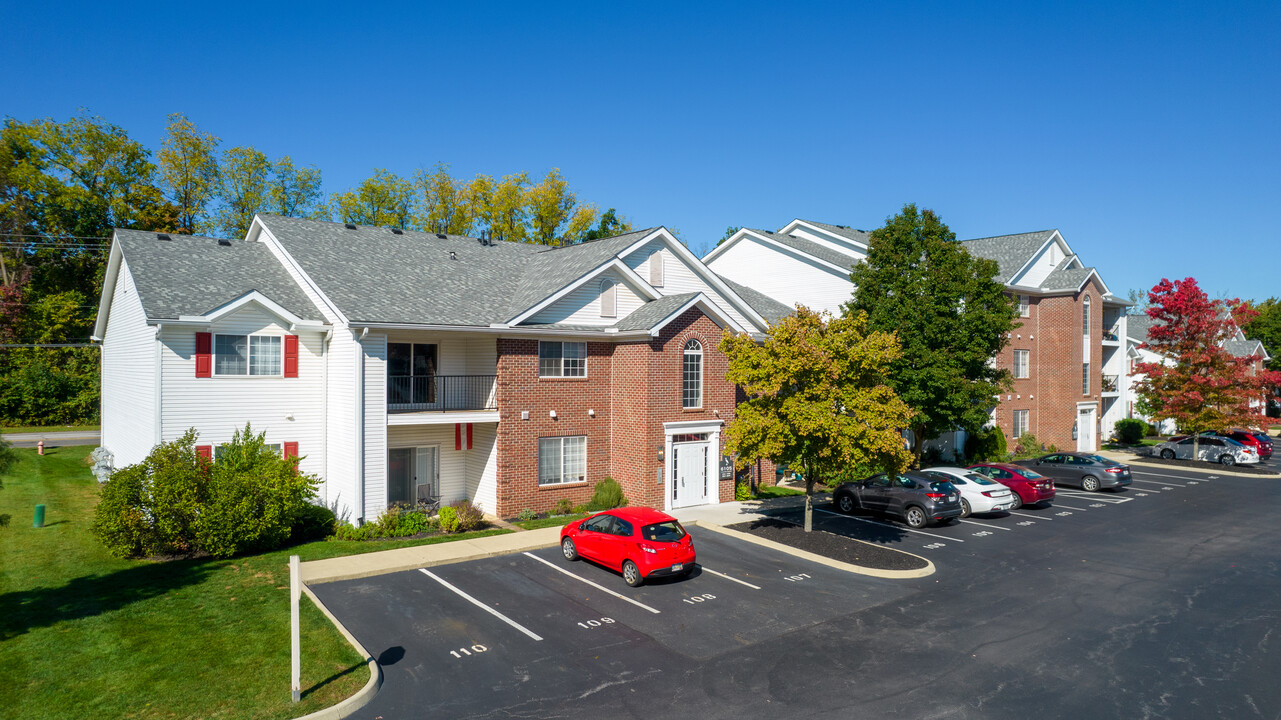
4,1 -> 1278,302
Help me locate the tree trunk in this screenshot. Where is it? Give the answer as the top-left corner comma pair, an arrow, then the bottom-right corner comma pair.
1192,431 -> 1200,463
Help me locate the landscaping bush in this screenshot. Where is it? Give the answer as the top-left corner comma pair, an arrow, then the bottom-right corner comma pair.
438,505 -> 459,533
1143,421 -> 1160,437
588,477 -> 627,510
290,502 -> 337,543
451,500 -> 484,532
735,482 -> 753,501
92,425 -> 320,559
1114,418 -> 1145,445
965,426 -> 1007,463
516,508 -> 537,522
554,498 -> 574,516
371,504 -> 435,538
1011,433 -> 1041,460
332,522 -> 374,541
572,504 -> 589,514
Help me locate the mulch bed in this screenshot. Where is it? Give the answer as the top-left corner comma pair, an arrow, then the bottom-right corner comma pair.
725,517 -> 929,571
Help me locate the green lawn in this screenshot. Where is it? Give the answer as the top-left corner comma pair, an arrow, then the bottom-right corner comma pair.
514,512 -> 589,531
753,485 -> 805,498
0,445 -> 506,719
1,424 -> 100,435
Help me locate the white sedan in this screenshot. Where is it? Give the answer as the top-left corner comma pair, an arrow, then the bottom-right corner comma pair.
923,467 -> 1016,517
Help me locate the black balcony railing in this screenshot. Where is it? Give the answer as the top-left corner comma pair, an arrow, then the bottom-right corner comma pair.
1102,374 -> 1119,392
388,375 -> 497,412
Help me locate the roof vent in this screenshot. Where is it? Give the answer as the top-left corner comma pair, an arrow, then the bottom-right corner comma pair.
217,238 -> 232,246
390,227 -> 403,235
344,223 -> 357,230
449,251 -> 457,260
436,233 -> 447,239
156,233 -> 171,241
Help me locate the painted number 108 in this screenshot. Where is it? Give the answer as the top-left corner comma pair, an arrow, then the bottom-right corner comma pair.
683,593 -> 716,604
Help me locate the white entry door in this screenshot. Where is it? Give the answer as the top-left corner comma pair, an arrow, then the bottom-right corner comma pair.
671,442 -> 709,509
1077,408 -> 1096,452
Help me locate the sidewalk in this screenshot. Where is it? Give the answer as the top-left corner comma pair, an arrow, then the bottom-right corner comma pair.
1095,448 -> 1281,478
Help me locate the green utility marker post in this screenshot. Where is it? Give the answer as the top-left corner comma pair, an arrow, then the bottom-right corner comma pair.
33,504 -> 46,528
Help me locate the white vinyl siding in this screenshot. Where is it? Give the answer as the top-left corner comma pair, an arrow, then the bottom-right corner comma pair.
324,329 -> 358,519
1011,240 -> 1064,287
362,334 -> 388,518
100,258 -> 158,468
624,239 -> 757,330
525,271 -> 644,326
702,235 -> 852,316
386,422 -> 497,513
158,303 -> 325,485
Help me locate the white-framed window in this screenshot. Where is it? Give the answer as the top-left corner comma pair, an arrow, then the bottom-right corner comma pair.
599,279 -> 616,318
1018,294 -> 1030,317
1013,349 -> 1030,379
1083,295 -> 1091,336
538,436 -> 586,485
649,250 -> 664,286
1082,362 -> 1090,395
682,338 -> 702,409
1013,410 -> 1030,439
214,334 -> 282,376
214,443 -> 282,462
538,341 -> 586,377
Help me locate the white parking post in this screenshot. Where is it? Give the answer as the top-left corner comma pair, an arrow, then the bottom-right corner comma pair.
290,554 -> 301,703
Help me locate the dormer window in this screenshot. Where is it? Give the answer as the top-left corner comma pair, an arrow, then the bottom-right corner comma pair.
599,278 -> 617,318
649,250 -> 664,286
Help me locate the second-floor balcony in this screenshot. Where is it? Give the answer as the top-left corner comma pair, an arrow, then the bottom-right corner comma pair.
388,375 -> 497,413
1102,374 -> 1119,393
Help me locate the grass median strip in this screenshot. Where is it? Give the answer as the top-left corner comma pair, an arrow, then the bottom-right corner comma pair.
0,445 -> 504,719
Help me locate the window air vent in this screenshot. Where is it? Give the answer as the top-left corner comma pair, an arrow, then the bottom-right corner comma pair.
344,223 -> 357,230
217,239 -> 232,246
390,227 -> 403,235
449,251 -> 457,260
156,233 -> 171,241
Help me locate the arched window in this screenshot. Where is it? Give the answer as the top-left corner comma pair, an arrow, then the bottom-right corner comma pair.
1083,295 -> 1091,336
682,339 -> 702,409
599,279 -> 616,318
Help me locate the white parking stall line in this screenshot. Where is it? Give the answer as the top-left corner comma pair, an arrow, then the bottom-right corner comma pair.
958,518 -> 1013,531
1049,502 -> 1090,510
1130,478 -> 1186,487
1008,511 -> 1050,521
699,566 -> 762,590
1054,492 -> 1133,504
420,569 -> 544,641
816,508 -> 964,542
522,552 -> 662,614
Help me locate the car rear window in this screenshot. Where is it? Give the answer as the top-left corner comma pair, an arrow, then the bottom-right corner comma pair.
1019,469 -> 1045,479
928,481 -> 955,493
965,473 -> 997,485
642,521 -> 686,543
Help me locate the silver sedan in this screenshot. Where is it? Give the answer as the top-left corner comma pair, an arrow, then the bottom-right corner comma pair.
1154,436 -> 1259,466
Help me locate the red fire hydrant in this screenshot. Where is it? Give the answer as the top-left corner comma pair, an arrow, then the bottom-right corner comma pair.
37,440 -> 44,456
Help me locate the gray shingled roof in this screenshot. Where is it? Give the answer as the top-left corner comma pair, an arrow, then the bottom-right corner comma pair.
260,215 -> 542,326
795,219 -> 872,246
1127,314 -> 1154,343
115,229 -> 322,321
1039,265 -> 1096,292
1225,338 -> 1269,360
503,228 -> 659,321
611,293 -> 701,331
961,230 -> 1058,284
717,275 -> 794,325
746,228 -> 857,270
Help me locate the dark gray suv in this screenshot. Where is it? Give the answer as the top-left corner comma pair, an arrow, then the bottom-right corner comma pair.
832,472 -> 964,528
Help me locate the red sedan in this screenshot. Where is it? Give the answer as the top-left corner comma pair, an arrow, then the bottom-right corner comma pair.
967,463 -> 1055,509
561,507 -> 696,587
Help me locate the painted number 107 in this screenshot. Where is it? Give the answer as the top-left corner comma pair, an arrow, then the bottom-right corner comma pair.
784,573 -> 812,582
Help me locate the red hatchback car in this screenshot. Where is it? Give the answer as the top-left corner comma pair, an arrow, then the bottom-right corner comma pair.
561,507 -> 696,587
967,463 -> 1055,509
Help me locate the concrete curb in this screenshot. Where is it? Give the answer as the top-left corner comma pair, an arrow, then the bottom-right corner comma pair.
1096,450 -> 1281,479
300,527 -> 563,584
689,519 -> 936,580
289,585 -> 382,720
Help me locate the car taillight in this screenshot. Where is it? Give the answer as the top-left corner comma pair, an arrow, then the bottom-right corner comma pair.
981,490 -> 1002,497
639,544 -> 658,554
925,492 -> 946,499
1105,467 -> 1123,473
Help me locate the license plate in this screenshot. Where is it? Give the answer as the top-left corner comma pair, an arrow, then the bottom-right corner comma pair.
671,564 -> 683,572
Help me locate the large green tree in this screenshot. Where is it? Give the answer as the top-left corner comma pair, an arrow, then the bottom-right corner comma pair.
845,203 -> 1019,466
1242,297 -> 1281,372
216,146 -> 271,237
158,114 -> 220,235
326,168 -> 414,228
266,156 -> 323,219
721,307 -> 914,530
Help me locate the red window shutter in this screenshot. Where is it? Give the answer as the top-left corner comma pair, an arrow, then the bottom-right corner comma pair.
284,335 -> 299,378
466,423 -> 473,450
195,333 -> 212,378
196,445 -> 212,460
283,442 -> 299,460
455,423 -> 462,451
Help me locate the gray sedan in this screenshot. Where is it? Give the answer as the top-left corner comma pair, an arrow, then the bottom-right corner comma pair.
1154,436 -> 1259,466
1015,453 -> 1132,491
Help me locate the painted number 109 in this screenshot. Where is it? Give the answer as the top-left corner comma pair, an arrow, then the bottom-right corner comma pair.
577,618 -> 615,629
449,645 -> 488,658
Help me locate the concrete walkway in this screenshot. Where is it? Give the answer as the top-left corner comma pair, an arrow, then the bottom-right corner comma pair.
1095,448 -> 1281,478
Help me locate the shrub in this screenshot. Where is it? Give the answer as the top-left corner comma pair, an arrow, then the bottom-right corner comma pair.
92,429 -> 207,558
1143,421 -> 1160,437
372,504 -> 434,538
921,445 -> 945,466
516,508 -> 537,522
332,523 -> 374,541
734,482 -> 753,501
554,498 -> 574,516
451,500 -> 484,532
965,427 -> 1007,463
1011,433 -> 1041,460
588,477 -> 627,510
572,504 -> 589,514
1114,418 -> 1145,445
438,505 -> 460,533
291,502 -> 337,543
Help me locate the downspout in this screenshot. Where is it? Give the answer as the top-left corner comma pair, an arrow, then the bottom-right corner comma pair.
154,324 -> 163,446
321,328 -> 331,506
355,327 -> 369,523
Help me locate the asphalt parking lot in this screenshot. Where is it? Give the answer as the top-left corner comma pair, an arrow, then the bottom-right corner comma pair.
313,461 -> 1281,719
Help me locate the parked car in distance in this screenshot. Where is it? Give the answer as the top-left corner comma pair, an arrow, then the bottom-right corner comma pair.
560,507 -> 696,587
921,467 -> 1016,517
831,472 -> 963,528
1171,430 -> 1272,460
966,463 -> 1055,509
1016,453 -> 1133,490
1154,436 -> 1260,466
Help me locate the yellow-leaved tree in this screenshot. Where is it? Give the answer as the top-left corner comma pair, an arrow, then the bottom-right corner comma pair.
721,307 -> 914,531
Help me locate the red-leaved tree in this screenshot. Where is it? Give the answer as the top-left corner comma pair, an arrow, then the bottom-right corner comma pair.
1134,278 -> 1281,461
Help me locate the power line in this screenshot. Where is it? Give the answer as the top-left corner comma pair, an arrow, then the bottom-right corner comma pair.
0,233 -> 111,241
